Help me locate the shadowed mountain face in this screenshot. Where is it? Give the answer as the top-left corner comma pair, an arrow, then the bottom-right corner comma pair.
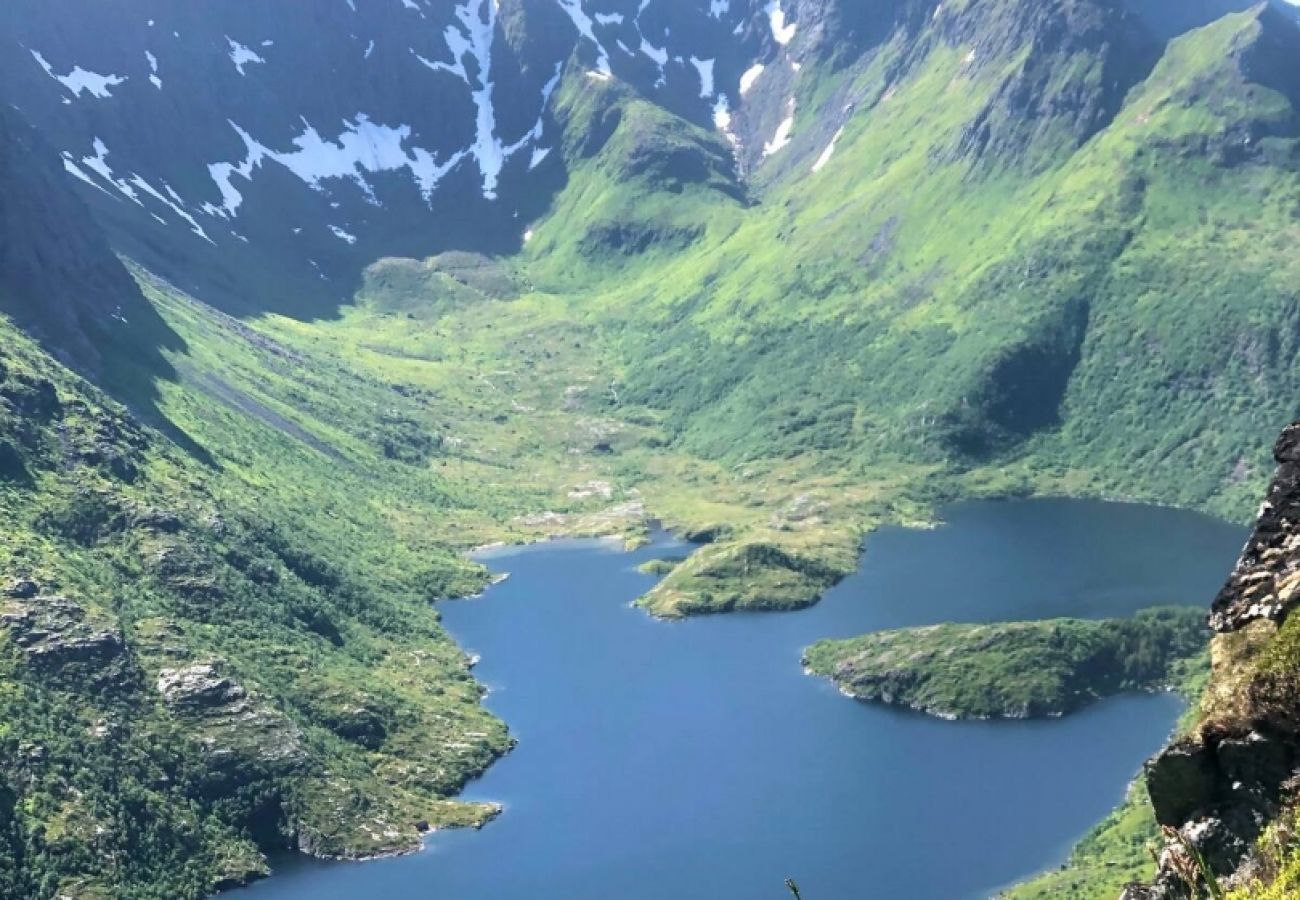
0,103 -> 181,379
0,0 -> 804,313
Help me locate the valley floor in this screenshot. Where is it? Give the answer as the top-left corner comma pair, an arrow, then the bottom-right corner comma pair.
123,267 -> 1260,898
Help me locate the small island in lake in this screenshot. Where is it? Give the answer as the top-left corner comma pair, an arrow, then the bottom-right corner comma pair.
803,607 -> 1208,720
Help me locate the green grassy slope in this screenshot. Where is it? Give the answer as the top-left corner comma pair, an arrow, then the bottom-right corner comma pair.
210,2 -> 1300,622
0,298 -> 517,897
496,2 -> 1300,614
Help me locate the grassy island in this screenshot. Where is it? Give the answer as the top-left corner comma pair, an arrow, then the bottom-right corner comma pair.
804,608 -> 1209,720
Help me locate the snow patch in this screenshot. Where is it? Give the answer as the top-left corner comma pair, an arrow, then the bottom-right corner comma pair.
689,57 -> 715,98
555,0 -> 612,75
31,51 -> 126,99
205,115 -> 465,216
145,51 -> 162,88
640,38 -> 668,67
811,126 -> 843,173
61,156 -> 113,196
762,100 -> 795,157
713,94 -> 740,152
227,38 -> 266,75
766,1 -> 797,45
414,0 -> 552,199
128,175 -> 214,241
506,64 -> 564,170
69,140 -> 212,242
710,0 -> 730,18
739,63 -> 764,95
529,146 -> 552,169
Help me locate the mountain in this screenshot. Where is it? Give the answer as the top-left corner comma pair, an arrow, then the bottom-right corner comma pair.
0,0 -> 789,312
3,0 -> 1300,897
0,102 -> 177,375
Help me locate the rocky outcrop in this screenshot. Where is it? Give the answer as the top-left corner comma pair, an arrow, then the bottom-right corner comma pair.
0,103 -> 175,374
0,593 -> 129,689
1209,423 -> 1300,632
1128,422 -> 1300,897
156,661 -> 307,774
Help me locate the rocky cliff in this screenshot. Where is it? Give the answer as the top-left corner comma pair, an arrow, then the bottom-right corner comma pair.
1126,423 -> 1300,897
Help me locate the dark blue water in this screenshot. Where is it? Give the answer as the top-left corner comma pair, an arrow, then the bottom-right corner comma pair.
231,498 -> 1245,900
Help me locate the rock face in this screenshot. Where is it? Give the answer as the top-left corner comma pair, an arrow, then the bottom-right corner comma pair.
0,102 -> 172,371
156,661 -> 307,774
0,594 -> 129,688
1209,423 -> 1300,632
1130,422 -> 1300,897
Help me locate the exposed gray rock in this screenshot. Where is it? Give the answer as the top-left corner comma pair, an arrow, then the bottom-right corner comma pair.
1147,740 -> 1219,827
1132,421 -> 1300,897
156,661 -> 306,772
1209,422 -> 1300,632
0,594 -> 128,687
2,577 -> 37,599
156,662 -> 246,711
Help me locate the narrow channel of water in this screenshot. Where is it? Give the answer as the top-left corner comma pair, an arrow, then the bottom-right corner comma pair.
231,499 -> 1245,900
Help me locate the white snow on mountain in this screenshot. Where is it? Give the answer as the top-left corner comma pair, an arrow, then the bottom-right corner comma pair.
766,1 -> 796,44
31,50 -> 126,99
763,99 -> 795,156
811,126 -> 842,172
205,115 -> 466,216
554,0 -> 612,75
690,57 -> 715,98
227,38 -> 266,75
145,50 -> 162,88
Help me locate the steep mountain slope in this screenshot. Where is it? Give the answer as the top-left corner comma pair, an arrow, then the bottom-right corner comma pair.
0,102 -> 177,380
1118,422 -> 1300,898
0,278 -> 543,896
592,0 -> 1300,515
5,0 -> 1300,897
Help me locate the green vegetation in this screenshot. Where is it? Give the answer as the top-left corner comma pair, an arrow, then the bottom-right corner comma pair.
635,558 -> 683,576
1227,806 -> 1300,899
1004,784 -> 1165,900
5,0 -> 1300,896
803,608 -> 1209,719
0,307 -> 512,896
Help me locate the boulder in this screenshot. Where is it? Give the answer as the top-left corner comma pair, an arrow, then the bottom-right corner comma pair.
2,577 -> 37,599
1146,739 -> 1219,827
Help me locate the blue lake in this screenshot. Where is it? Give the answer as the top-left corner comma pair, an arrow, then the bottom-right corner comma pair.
230,498 -> 1245,900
